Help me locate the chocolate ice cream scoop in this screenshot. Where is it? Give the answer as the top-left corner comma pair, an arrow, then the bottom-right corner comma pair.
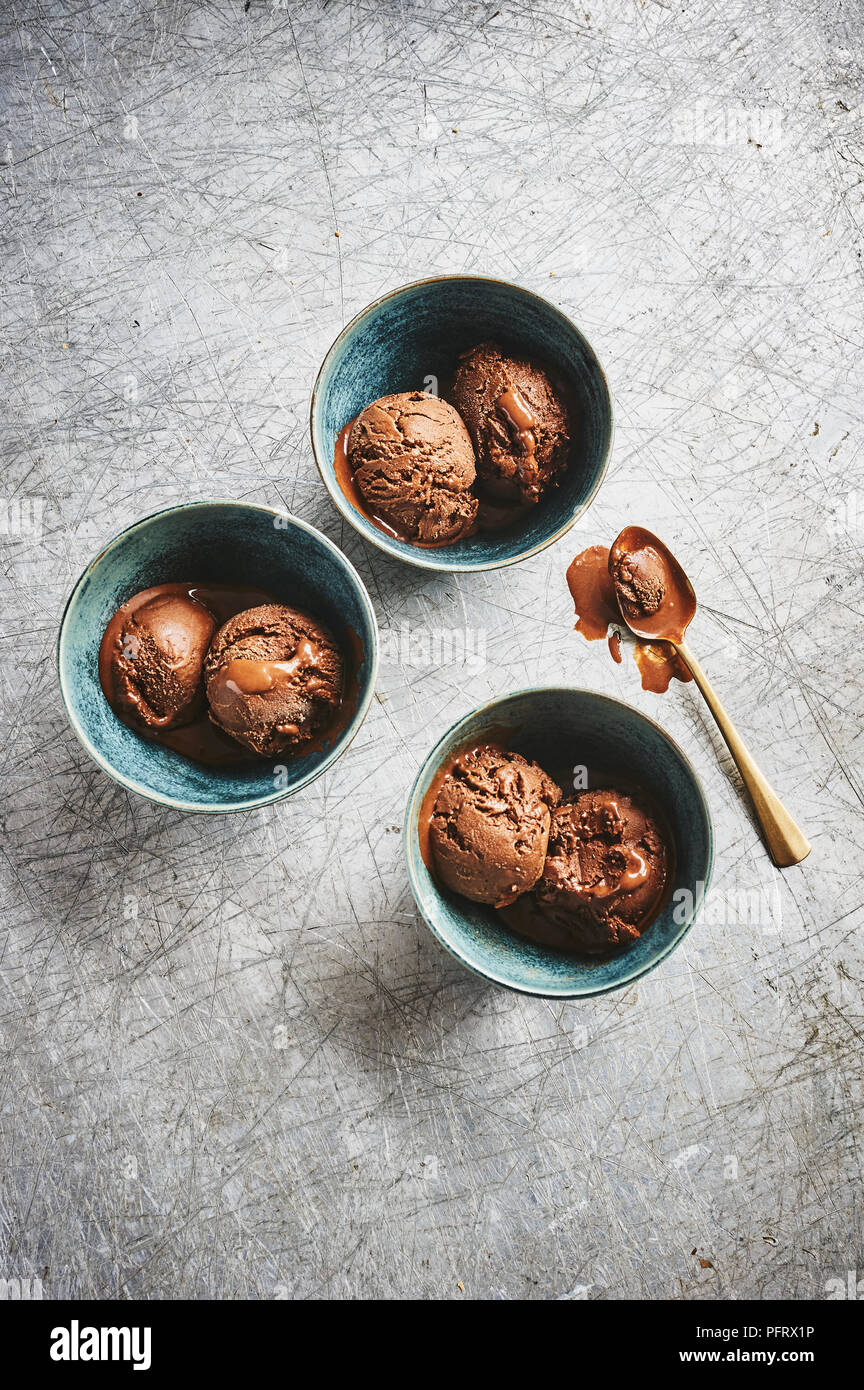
610,525 -> 810,867
99,585 -> 217,733
205,604 -> 344,757
346,391 -> 478,545
450,341 -> 571,506
428,744 -> 562,908
501,789 -> 669,955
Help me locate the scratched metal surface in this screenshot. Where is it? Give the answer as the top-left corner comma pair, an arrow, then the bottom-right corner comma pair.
1,0 -> 862,1302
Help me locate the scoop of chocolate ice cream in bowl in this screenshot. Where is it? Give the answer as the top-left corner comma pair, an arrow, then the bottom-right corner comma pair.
404,688 -> 713,997
310,276 -> 612,572
57,502 -> 379,812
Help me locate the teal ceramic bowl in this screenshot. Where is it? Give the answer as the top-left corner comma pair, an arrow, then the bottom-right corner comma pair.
310,276 -> 613,571
404,688 -> 713,997
57,503 -> 379,813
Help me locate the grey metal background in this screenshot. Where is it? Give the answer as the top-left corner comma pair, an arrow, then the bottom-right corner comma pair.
1,0 -> 862,1301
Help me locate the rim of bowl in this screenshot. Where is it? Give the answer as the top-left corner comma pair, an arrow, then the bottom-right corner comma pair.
56,500 -> 381,814
309,274 -> 614,573
403,685 -> 715,998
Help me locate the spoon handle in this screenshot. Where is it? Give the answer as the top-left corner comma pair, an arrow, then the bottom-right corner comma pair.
676,640 -> 811,867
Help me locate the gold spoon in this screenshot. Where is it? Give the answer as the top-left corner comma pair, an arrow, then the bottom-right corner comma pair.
609,525 -> 810,867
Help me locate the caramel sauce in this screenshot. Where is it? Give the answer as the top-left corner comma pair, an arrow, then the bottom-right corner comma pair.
633,640 -> 693,694
566,544 -> 619,641
216,640 -> 324,697
566,545 -> 692,692
496,387 -> 539,458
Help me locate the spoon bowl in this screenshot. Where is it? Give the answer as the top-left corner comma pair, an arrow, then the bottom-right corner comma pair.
609,525 -> 696,643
